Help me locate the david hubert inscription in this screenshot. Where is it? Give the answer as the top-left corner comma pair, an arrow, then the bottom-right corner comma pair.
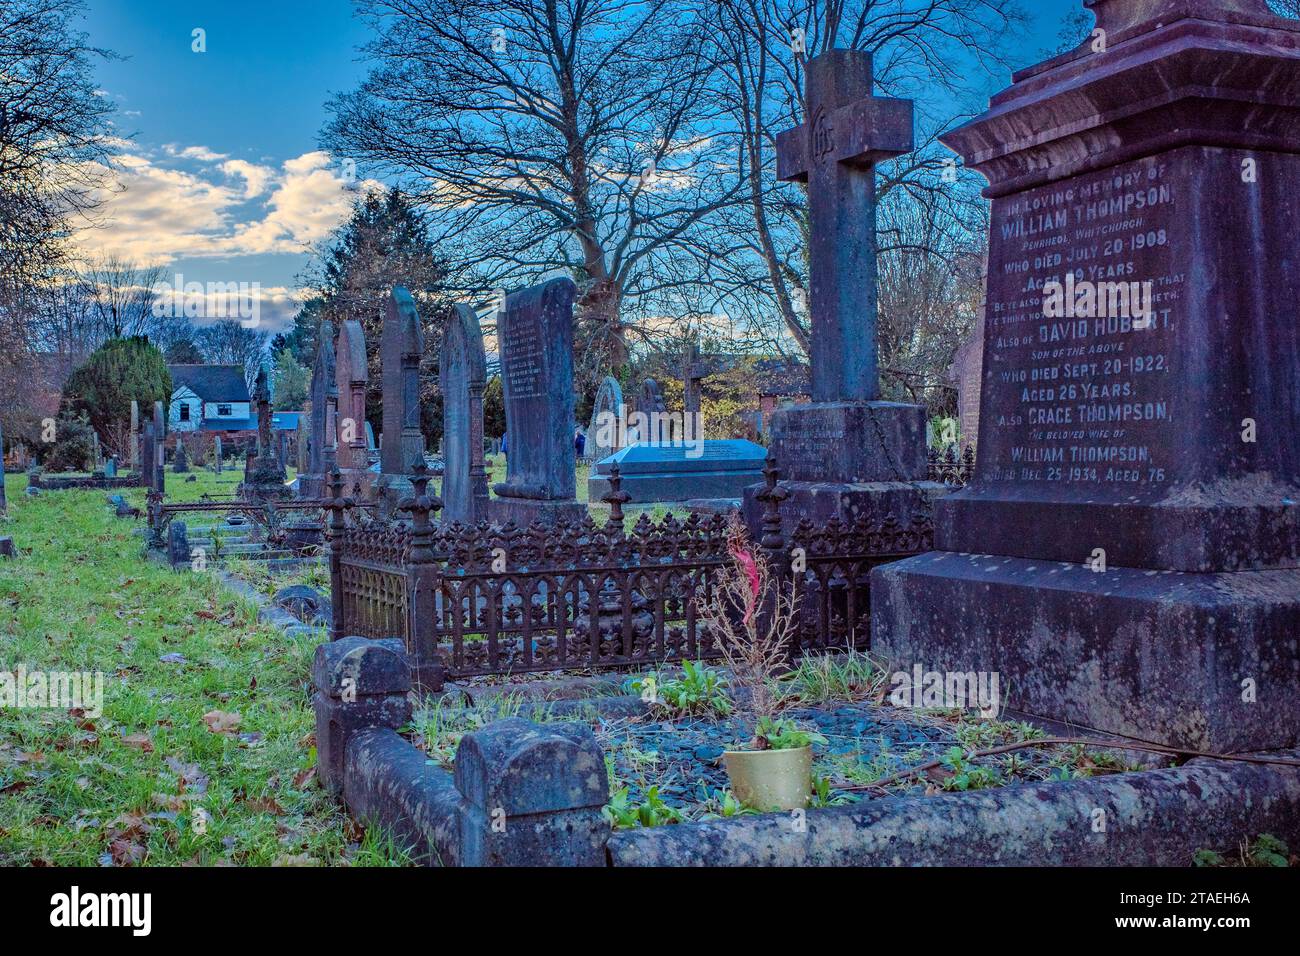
982,157 -> 1184,490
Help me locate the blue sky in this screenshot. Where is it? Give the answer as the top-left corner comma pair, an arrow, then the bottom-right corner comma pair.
71,0 -> 1083,334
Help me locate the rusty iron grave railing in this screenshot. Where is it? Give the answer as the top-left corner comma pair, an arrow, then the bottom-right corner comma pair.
323,456 -> 935,691
927,444 -> 976,488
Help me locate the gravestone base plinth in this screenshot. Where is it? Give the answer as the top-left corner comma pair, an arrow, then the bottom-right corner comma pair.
871,551 -> 1300,753
490,497 -> 586,528
744,479 -> 945,539
240,455 -> 292,504
743,399 -> 941,535
768,401 -> 930,482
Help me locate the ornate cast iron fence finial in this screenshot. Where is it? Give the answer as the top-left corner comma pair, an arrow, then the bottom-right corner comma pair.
601,462 -> 631,529
754,451 -> 788,554
398,457 -> 443,565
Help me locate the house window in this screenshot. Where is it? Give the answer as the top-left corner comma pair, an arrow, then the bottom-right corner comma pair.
217,404 -> 233,417
179,405 -> 191,422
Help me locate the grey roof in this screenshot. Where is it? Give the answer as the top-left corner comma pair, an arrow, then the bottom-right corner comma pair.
168,365 -> 251,403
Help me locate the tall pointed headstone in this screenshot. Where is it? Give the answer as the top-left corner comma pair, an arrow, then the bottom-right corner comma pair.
587,375 -> 624,462
874,0 -> 1300,752
334,319 -> 370,493
742,49 -> 942,533
374,287 -> 427,509
298,319 -> 338,498
440,303 -> 489,523
491,277 -> 585,526
129,400 -> 140,475
151,401 -> 166,493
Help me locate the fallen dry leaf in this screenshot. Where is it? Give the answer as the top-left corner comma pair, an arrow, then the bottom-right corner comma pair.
202,710 -> 242,735
121,733 -> 154,753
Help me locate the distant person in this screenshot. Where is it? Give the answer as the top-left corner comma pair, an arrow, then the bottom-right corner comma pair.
500,431 -> 507,460
574,426 -> 586,457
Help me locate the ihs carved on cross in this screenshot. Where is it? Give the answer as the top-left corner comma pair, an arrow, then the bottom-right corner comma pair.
776,50 -> 913,404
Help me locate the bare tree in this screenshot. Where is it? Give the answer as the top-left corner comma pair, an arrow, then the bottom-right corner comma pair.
698,0 -> 1022,384
77,255 -> 168,341
323,0 -> 743,373
0,0 -> 117,428
0,0 -> 116,293
196,320 -> 270,391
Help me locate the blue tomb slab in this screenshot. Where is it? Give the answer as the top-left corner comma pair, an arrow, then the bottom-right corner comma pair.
588,440 -> 767,504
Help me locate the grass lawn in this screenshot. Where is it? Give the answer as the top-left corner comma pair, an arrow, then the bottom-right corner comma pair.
0,473 -> 408,866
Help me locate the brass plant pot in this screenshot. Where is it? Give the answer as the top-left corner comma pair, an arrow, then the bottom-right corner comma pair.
722,745 -> 813,812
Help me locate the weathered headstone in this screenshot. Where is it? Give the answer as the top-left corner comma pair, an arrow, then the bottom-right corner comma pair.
375,287 -> 427,509
296,411 -> 309,475
298,320 -> 337,498
129,401 -> 140,474
636,378 -> 669,445
239,366 -> 289,501
104,457 -> 117,479
946,328 -> 983,450
491,277 -> 585,526
586,375 -> 624,462
335,319 -> 371,492
173,437 -> 189,473
682,342 -> 705,420
741,48 -> 942,533
151,401 -> 166,492
440,303 -> 489,524
873,0 -> 1300,752
139,422 -> 154,490
0,417 -> 7,515
213,435 -> 223,474
381,287 -> 426,474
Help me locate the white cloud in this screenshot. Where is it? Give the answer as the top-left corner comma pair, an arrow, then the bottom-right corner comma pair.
73,147 -> 380,264
221,159 -> 275,200
163,143 -> 228,162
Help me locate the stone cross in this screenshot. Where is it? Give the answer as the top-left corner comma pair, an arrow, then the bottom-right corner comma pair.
380,287 -> 426,476
776,49 -> 912,403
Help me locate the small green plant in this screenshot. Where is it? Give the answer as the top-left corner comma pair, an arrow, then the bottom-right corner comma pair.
629,660 -> 732,717
700,789 -> 756,820
1246,834 -> 1290,867
753,715 -> 828,751
1193,848 -> 1226,867
810,773 -> 852,808
782,649 -> 883,705
940,746 -> 1002,791
602,785 -> 685,829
